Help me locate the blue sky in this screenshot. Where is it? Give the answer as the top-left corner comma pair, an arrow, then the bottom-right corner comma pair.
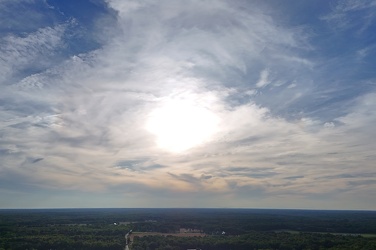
1,0 -> 376,209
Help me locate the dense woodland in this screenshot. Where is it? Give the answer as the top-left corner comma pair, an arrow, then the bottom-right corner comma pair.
1,208 -> 376,249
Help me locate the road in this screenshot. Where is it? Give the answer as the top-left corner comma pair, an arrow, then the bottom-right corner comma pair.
124,232 -> 129,250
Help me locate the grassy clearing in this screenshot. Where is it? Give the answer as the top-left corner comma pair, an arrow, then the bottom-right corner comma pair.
360,234 -> 376,238
274,230 -> 376,238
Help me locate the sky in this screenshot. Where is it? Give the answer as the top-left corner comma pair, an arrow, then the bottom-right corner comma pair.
1,0 -> 376,210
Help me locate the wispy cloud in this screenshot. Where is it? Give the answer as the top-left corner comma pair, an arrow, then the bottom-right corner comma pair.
322,0 -> 376,32
256,69 -> 270,88
0,23 -> 66,83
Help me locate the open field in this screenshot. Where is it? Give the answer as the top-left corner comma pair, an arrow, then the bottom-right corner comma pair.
131,232 -> 206,238
129,232 -> 206,242
274,229 -> 376,238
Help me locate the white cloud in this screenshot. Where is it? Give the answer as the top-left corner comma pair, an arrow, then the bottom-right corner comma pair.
322,0 -> 376,31
256,69 -> 270,88
0,22 -> 68,83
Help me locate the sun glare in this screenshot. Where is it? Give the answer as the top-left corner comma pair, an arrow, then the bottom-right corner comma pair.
146,99 -> 219,153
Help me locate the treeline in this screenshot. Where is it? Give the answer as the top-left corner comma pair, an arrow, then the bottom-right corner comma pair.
2,227 -> 376,250
1,209 -> 376,234
0,224 -> 127,250
126,209 -> 376,234
1,208 -> 376,249
132,232 -> 376,250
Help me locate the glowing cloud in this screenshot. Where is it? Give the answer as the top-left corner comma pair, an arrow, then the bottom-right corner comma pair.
146,97 -> 219,153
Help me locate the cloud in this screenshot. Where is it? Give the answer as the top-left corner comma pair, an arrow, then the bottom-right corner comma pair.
322,0 -> 376,31
256,69 -> 270,88
0,0 -> 375,209
0,23 -> 66,83
31,158 -> 44,164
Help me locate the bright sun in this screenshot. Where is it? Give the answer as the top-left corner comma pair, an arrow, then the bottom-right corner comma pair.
146,99 -> 219,153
